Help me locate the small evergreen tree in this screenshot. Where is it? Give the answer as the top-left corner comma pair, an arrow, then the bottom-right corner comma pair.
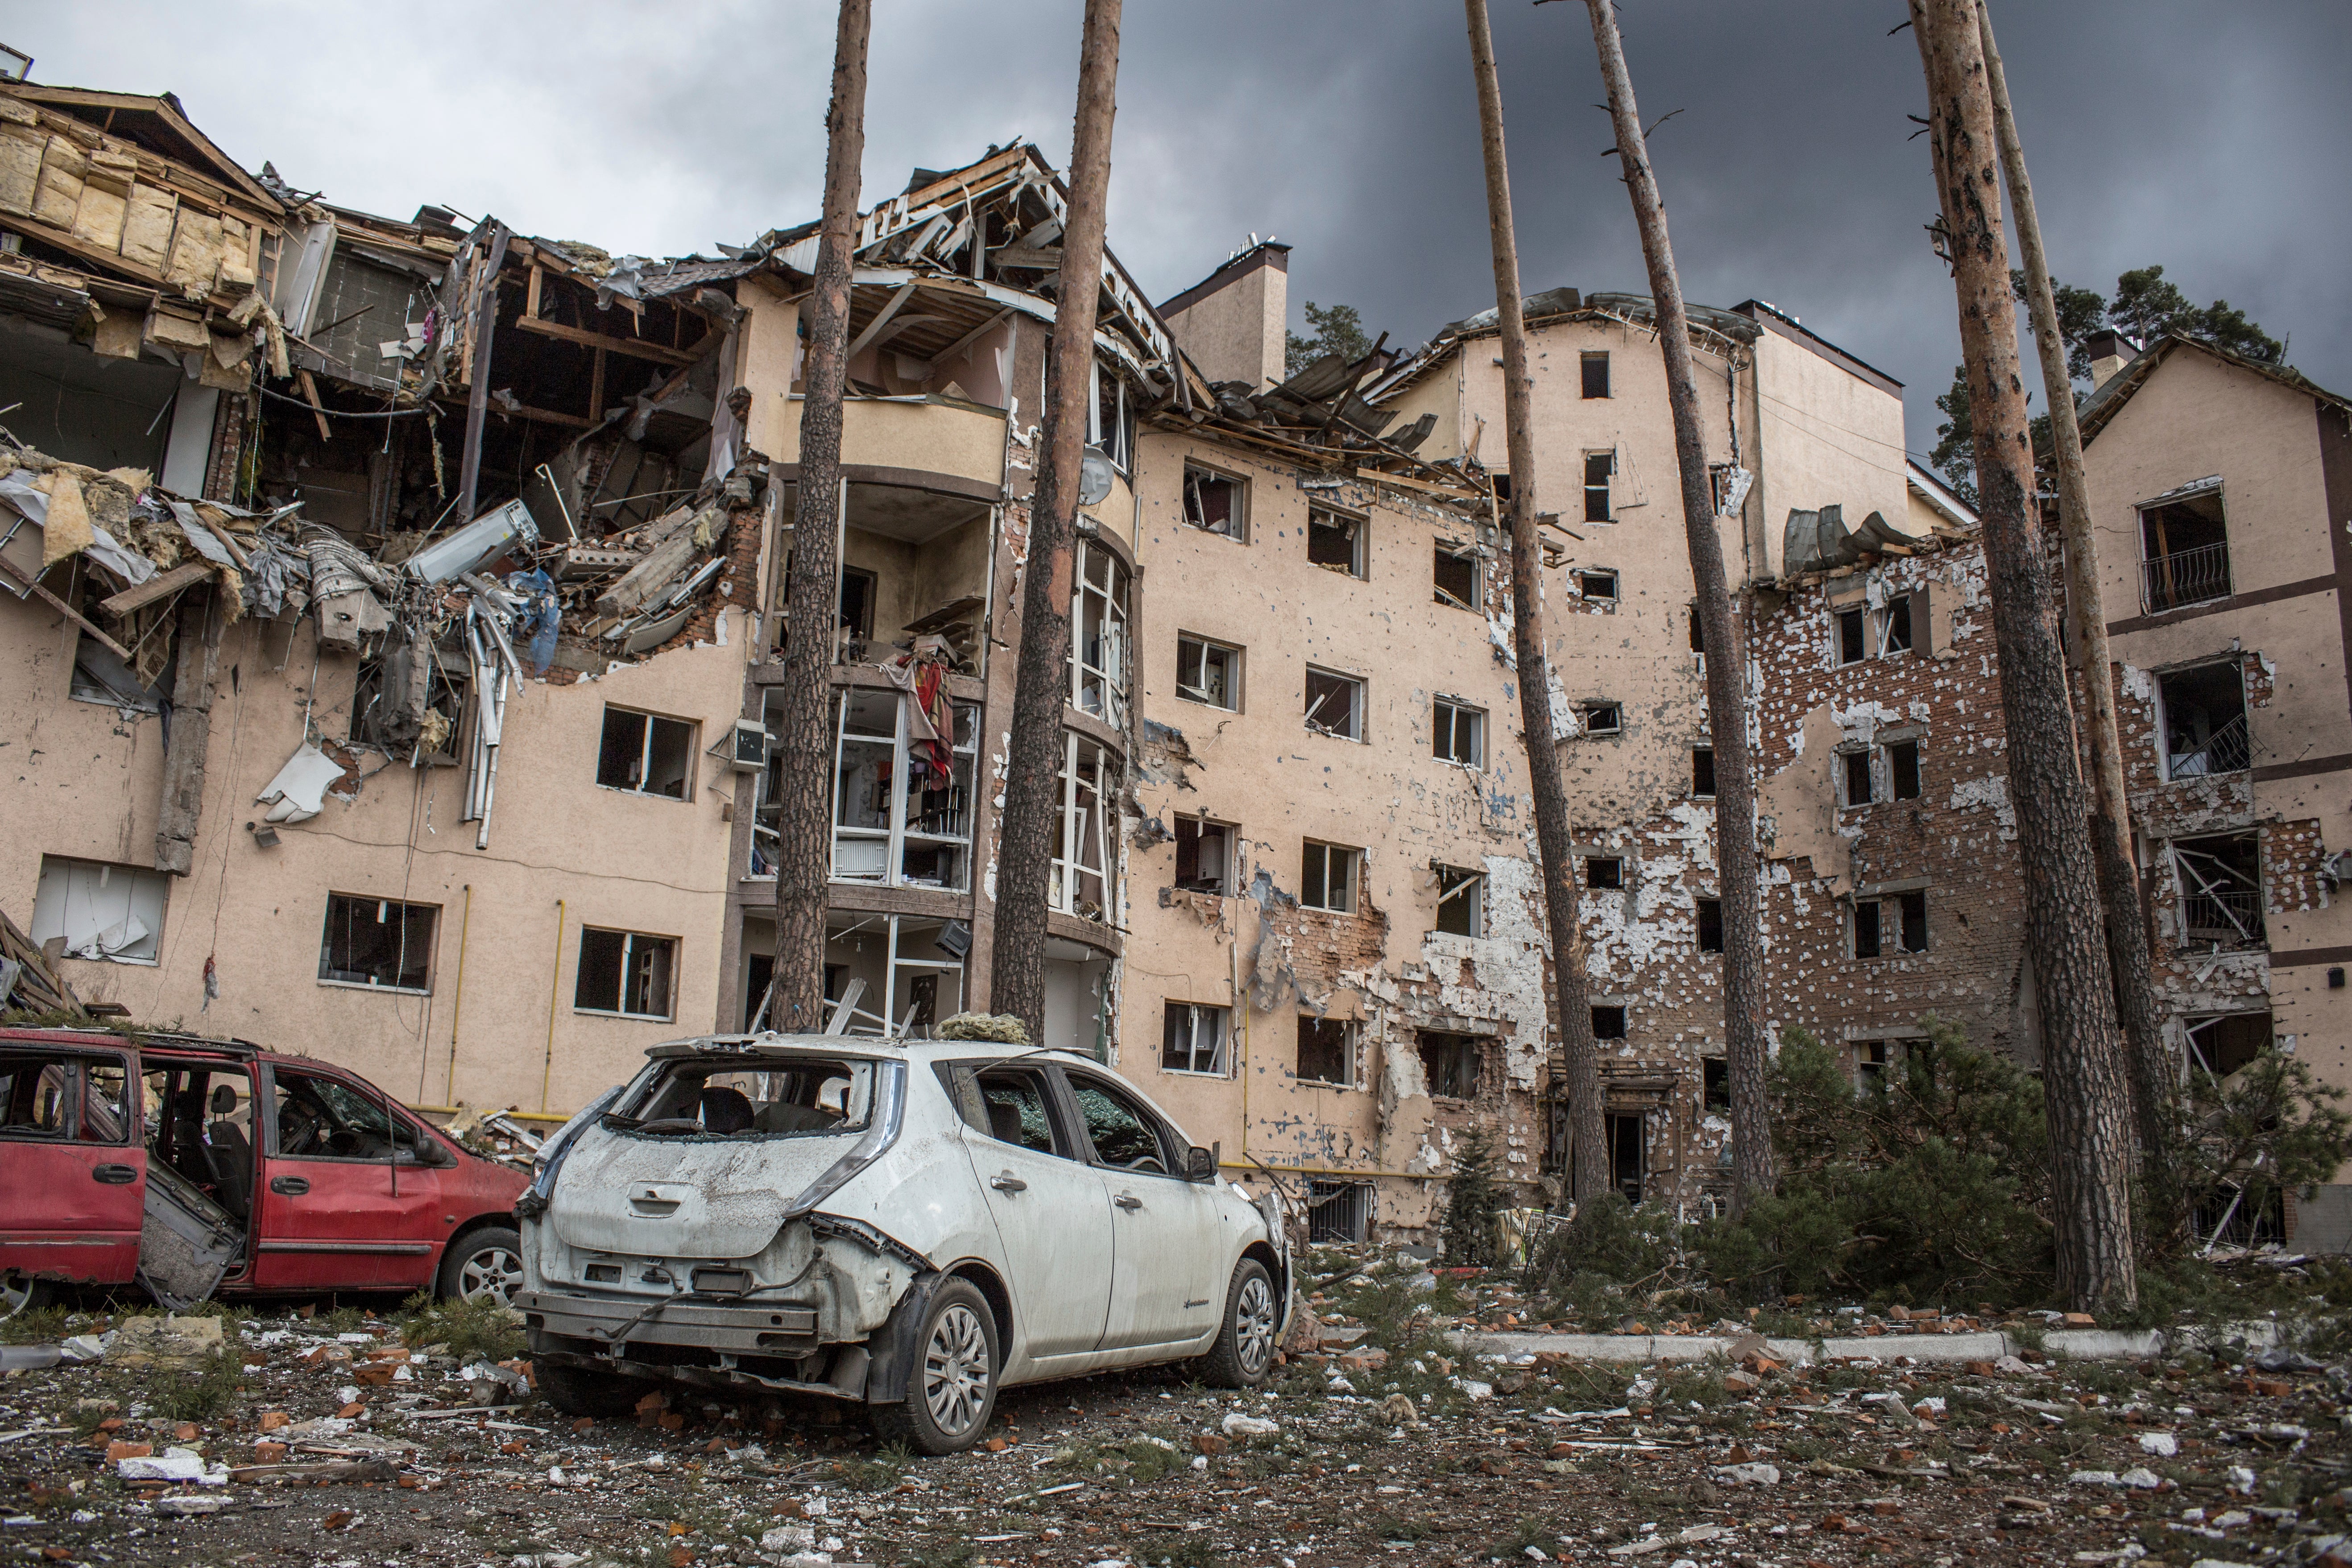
1442,1125 -> 1503,1267
1284,301 -> 1372,378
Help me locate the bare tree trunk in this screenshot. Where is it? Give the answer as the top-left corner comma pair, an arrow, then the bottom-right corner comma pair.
1464,0 -> 1607,1207
1911,0 -> 2137,1310
1581,0 -> 1773,1207
990,0 -> 1123,1039
769,0 -> 871,1035
1977,1 -> 2173,1185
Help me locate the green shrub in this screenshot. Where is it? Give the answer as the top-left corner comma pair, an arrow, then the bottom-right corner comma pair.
1441,1126 -> 1503,1267
149,1350 -> 241,1423
398,1291 -> 524,1363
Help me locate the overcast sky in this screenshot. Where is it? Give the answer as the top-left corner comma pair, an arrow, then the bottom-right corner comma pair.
10,2 -> 2347,457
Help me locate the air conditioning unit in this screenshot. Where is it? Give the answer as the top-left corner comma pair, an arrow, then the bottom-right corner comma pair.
728,719 -> 769,771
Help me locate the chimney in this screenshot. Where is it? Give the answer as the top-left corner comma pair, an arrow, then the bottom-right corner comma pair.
1158,240 -> 1290,390
2083,328 -> 2135,391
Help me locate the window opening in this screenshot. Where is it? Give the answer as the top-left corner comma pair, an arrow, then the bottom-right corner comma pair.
1853,891 -> 1927,958
1296,1016 -> 1355,1087
1607,1113 -> 1644,1204
1888,739 -> 1921,800
1173,815 -> 1233,896
1879,596 -> 1914,655
1697,897 -> 1723,953
1585,856 -> 1623,890
1050,732 -> 1116,922
2141,487 -> 2230,613
1307,507 -> 1365,578
1304,666 -> 1363,739
2172,832 -> 2264,950
1692,747 -> 1716,797
2160,662 -> 2249,779
1842,749 -> 1875,807
30,857 -> 167,965
1580,700 -> 1621,736
838,567 -> 878,650
1703,1058 -> 1730,1111
2184,1011 -> 2273,1078
1836,606 -> 1867,665
1855,1040 -> 1892,1091
1434,544 -> 1480,610
1583,451 -> 1614,522
1182,465 -> 1244,538
1416,1031 -> 1484,1099
1162,1002 -> 1230,1076
1090,362 -> 1135,472
971,1067 -> 1059,1154
823,689 -> 978,891
1305,1179 -> 1371,1243
597,707 -> 696,799
1434,865 -> 1485,938
1688,604 -> 1705,653
1070,539 -> 1130,728
1176,634 -> 1242,709
1592,1005 -> 1628,1040
575,927 -> 677,1020
821,911 -> 967,1037
1301,841 -> 1360,913
319,893 -> 436,991
1581,352 -> 1610,400
1433,697 -> 1484,766
68,629 -> 170,713
1574,568 -> 1619,603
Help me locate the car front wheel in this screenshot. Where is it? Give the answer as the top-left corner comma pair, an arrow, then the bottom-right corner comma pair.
438,1225 -> 524,1305
869,1278 -> 999,1456
1196,1257 -> 1278,1388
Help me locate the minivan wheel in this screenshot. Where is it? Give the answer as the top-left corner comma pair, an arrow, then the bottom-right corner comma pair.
1196,1258 -> 1278,1389
1,1270 -> 53,1321
869,1278 -> 998,1456
439,1226 -> 524,1305
534,1357 -> 659,1419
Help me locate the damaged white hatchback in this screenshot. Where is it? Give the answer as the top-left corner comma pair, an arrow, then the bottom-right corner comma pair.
515,1034 -> 1290,1454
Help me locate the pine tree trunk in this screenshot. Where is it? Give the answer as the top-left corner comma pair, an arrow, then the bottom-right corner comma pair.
1582,0 -> 1774,1207
1464,0 -> 1607,1208
988,0 -> 1123,1039
1911,0 -> 2137,1310
1977,0 -> 2174,1192
769,0 -> 870,1035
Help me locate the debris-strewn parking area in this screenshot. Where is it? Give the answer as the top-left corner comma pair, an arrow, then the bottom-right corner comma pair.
6,1267 -> 2352,1568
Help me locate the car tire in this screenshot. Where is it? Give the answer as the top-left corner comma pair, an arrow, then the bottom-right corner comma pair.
1196,1257 -> 1279,1389
534,1357 -> 659,1419
868,1278 -> 998,1456
1,1270 -> 54,1322
438,1225 -> 524,1305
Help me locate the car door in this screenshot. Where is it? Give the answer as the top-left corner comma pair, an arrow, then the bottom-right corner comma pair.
1056,1068 -> 1224,1353
952,1062 -> 1116,1365
0,1041 -> 143,1291
253,1063 -> 439,1291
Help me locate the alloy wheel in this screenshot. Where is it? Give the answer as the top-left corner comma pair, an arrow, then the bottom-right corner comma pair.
457,1245 -> 525,1304
0,1272 -> 34,1320
921,1303 -> 991,1437
1236,1272 -> 1276,1377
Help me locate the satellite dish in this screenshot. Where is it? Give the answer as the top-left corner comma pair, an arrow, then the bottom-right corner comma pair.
1078,447 -> 1115,508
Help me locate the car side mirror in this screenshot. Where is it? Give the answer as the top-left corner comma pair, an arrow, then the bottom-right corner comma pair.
1186,1144 -> 1217,1183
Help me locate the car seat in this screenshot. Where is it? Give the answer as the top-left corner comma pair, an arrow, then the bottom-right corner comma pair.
204,1083 -> 253,1217
987,1099 -> 1026,1146
699,1086 -> 756,1134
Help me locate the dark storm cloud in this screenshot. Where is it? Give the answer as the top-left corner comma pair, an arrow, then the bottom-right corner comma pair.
8,1 -> 2346,451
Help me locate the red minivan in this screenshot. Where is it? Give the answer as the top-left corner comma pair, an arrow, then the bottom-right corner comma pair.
0,1027 -> 529,1318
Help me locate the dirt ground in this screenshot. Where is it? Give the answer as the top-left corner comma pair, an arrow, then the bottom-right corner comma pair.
4,1273 -> 2350,1568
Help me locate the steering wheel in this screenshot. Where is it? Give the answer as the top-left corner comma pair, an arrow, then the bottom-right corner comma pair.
280,1105 -> 321,1156
325,1128 -> 364,1157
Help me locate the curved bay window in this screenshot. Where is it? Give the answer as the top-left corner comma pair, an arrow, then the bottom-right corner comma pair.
1071,539 -> 1129,728
1050,731 -> 1119,923
751,687 -> 978,891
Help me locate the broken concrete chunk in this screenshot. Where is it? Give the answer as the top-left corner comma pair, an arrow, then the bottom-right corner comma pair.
1220,1412 -> 1278,1437
110,1314 -> 225,1369
1714,1462 -> 1780,1486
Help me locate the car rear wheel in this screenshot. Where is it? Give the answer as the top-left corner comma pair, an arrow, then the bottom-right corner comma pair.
1196,1257 -> 1278,1388
1,1271 -> 53,1322
869,1278 -> 998,1456
534,1357 -> 660,1419
438,1225 -> 524,1305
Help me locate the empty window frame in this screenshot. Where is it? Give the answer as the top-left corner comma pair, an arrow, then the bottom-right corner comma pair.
1173,815 -> 1234,896
30,856 -> 167,965
1182,464 -> 1245,539
2171,831 -> 2265,950
838,567 -> 878,646
1433,696 -> 1484,766
2184,1011 -> 2273,1078
1304,666 -> 1363,739
1696,897 -> 1723,953
574,927 -> 677,1020
1296,1015 -> 1356,1087
2160,661 -> 2250,779
1162,1001 -> 1230,1076
1688,603 -> 1705,654
1581,351 -> 1611,400
1416,1031 -> 1485,1099
1301,840 -> 1361,913
1574,568 -> 1619,604
1585,855 -> 1624,890
1434,865 -> 1485,937
1433,543 -> 1481,609
1879,595 -> 1914,655
1071,539 -> 1130,727
1591,1004 -> 1628,1040
1175,633 -> 1242,710
1855,1039 -> 1894,1091
1836,605 -> 1868,665
826,689 -> 979,892
1887,738 -> 1921,799
1304,1179 -> 1372,1243
1583,451 -> 1615,522
596,706 -> 696,799
1090,361 -> 1137,472
1840,749 -> 1876,807
1692,746 -> 1716,798
319,893 -> 436,992
1307,506 -> 1366,578
2140,485 -> 2230,613
1580,700 -> 1622,736
68,630 -> 168,713
1702,1057 -> 1730,1111
1607,1113 -> 1644,1204
1050,732 -> 1118,923
1852,890 -> 1928,959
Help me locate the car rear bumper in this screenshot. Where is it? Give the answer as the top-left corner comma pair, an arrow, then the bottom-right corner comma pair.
517,1287 -> 821,1356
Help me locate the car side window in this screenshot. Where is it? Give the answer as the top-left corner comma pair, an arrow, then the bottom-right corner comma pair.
1067,1076 -> 1170,1175
971,1067 -> 1060,1157
0,1055 -> 73,1138
272,1071 -> 399,1160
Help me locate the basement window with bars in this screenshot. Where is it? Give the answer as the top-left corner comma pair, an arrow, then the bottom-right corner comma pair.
575,927 -> 677,1020
319,893 -> 436,993
1304,666 -> 1363,739
1173,815 -> 1233,896
1176,634 -> 1242,710
1296,1016 -> 1356,1088
1301,840 -> 1360,913
597,706 -> 697,800
1852,890 -> 1928,959
1307,506 -> 1366,577
1182,464 -> 1246,539
1416,1031 -> 1485,1099
1434,865 -> 1485,937
1433,696 -> 1484,766
1305,1179 -> 1372,1243
1434,543 -> 1481,609
1697,897 -> 1723,953
1161,1002 -> 1230,1076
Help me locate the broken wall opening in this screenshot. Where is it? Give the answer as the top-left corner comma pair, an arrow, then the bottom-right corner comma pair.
813,482 -> 990,673
2172,831 -> 2264,950
2160,661 -> 2249,779
1043,939 -> 1112,1061
822,911 -> 965,1036
2185,1010 -> 2273,1078
788,685 -> 978,892
2141,487 -> 2230,613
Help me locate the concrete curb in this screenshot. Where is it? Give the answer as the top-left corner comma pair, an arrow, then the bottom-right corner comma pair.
1459,1322 -> 2277,1365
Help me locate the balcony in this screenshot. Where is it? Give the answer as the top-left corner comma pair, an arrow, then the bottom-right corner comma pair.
2139,484 -> 2230,615
2173,831 -> 2265,951
2141,540 -> 2231,614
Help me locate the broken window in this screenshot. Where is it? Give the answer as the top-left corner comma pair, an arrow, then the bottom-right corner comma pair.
318,893 -> 435,992
1090,362 -> 1136,472
1416,1031 -> 1485,1099
1162,1002 -> 1229,1076
1301,840 -> 1360,913
1703,1058 -> 1731,1111
596,706 -> 696,800
1173,815 -> 1232,896
1050,732 -> 1117,923
1434,543 -> 1480,609
1434,865 -> 1485,938
1581,352 -> 1611,400
820,911 -> 967,1039
1585,856 -> 1624,890
1182,464 -> 1245,539
1296,1016 -> 1355,1087
352,646 -> 462,762
1607,1113 -> 1644,1204
30,857 -> 166,965
1580,700 -> 1621,736
1304,666 -> 1363,739
1574,568 -> 1619,603
2160,661 -> 2249,779
1692,747 -> 1716,798
1855,1039 -> 1893,1091
1176,634 -> 1242,710
68,629 -> 168,714
1304,1179 -> 1371,1243
1583,451 -> 1615,522
838,567 -> 878,647
1433,697 -> 1484,766
1888,738 -> 1921,800
1697,897 -> 1723,953
2172,831 -> 2264,950
2140,484 -> 2231,613
2185,1011 -> 2273,1078
1852,890 -> 1928,959
1879,596 -> 1914,655
1592,1005 -> 1628,1040
1841,749 -> 1876,807
1836,605 -> 1868,665
1071,540 -> 1130,726
821,689 -> 978,892
574,927 -> 677,1021
1307,507 -> 1366,578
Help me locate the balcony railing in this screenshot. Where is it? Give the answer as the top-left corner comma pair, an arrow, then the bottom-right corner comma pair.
2183,887 -> 2265,949
2141,541 -> 2231,614
2166,713 -> 2250,779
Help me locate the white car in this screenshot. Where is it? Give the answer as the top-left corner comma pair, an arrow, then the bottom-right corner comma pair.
514,1034 -> 1290,1454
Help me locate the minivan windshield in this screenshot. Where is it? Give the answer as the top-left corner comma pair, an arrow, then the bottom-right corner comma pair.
616,1056 -> 876,1139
